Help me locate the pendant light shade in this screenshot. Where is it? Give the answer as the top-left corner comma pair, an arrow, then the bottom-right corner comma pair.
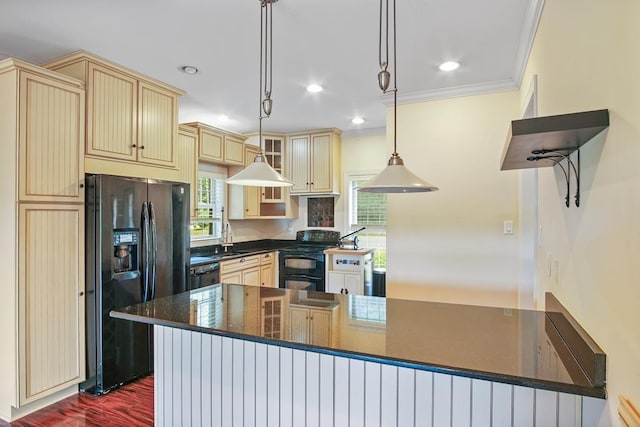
227,152 -> 293,187
358,0 -> 438,194
357,154 -> 438,193
227,0 -> 293,188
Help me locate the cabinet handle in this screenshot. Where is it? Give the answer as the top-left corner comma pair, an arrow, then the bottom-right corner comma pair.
345,289 -> 349,294
265,254 -> 270,258
140,145 -> 145,149
240,258 -> 245,263
79,291 -> 84,296
309,316 -> 313,320
132,144 -> 137,148
79,183 -> 84,188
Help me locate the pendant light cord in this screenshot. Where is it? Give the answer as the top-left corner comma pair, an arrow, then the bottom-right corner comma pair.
379,0 -> 398,156
392,0 -> 397,157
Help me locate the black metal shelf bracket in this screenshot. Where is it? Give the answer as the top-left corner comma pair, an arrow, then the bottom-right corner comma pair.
527,148 -> 581,208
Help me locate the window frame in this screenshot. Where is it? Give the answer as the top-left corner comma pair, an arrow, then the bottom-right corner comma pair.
191,166 -> 227,243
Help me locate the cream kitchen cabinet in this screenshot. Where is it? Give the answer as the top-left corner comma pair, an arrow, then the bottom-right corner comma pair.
181,122 -> 245,166
45,51 -> 183,176
176,125 -> 198,219
220,255 -> 261,286
0,58 -> 86,420
287,129 -> 342,195
259,252 -> 276,287
288,304 -> 339,347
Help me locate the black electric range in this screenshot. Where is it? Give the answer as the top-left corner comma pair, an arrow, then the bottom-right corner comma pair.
278,230 -> 340,291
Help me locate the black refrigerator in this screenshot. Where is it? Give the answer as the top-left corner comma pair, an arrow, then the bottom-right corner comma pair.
81,174 -> 190,395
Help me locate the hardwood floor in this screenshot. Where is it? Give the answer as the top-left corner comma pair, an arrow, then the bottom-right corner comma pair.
0,375 -> 154,427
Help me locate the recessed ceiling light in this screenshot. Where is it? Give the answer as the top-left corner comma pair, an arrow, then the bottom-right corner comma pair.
180,65 -> 199,74
438,61 -> 460,72
306,84 -> 323,93
352,117 -> 365,125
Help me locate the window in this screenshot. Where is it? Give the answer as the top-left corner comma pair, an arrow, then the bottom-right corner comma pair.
349,295 -> 387,323
349,175 -> 387,269
191,170 -> 226,240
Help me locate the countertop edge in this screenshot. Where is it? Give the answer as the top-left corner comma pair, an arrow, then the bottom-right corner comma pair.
111,309 -> 606,399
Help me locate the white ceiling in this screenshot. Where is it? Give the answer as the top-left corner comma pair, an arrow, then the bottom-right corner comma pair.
0,0 -> 542,135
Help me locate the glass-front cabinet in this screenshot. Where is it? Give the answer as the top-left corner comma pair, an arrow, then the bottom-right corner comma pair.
261,136 -> 286,203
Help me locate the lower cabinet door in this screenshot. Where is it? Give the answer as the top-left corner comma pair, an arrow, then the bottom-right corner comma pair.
288,307 -> 310,344
18,203 -> 85,405
242,266 -> 261,286
309,309 -> 332,347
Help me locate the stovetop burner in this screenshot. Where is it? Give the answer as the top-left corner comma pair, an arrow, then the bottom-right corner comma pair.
295,229 -> 341,245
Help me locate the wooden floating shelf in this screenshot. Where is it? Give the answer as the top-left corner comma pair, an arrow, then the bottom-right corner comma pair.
500,109 -> 609,171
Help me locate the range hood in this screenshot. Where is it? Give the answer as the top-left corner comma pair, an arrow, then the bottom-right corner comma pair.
500,109 -> 609,171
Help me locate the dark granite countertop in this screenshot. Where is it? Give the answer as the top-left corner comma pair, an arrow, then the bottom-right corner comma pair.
111,285 -> 606,399
190,239 -> 296,265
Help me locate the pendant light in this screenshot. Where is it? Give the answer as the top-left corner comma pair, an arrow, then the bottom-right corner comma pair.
357,0 -> 438,193
227,0 -> 293,187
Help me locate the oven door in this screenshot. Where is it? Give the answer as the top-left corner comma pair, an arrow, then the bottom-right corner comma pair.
279,253 -> 325,291
279,254 -> 323,276
280,274 -> 323,291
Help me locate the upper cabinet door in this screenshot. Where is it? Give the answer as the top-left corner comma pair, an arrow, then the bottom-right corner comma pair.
224,135 -> 245,166
199,128 -> 224,162
86,63 -> 137,162
288,135 -> 310,194
310,133 -> 332,193
137,81 -> 178,168
18,71 -> 85,203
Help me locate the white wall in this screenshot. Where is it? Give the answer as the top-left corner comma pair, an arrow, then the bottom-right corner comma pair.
385,91 -> 522,308
522,0 -> 640,424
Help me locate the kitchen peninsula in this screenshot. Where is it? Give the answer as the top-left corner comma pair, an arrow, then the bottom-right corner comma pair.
112,286 -> 606,427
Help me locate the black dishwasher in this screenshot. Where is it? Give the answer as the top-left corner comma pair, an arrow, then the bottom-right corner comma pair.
190,260 -> 220,290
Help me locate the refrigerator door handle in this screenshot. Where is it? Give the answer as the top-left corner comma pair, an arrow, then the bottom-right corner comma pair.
141,202 -> 150,302
149,202 -> 158,300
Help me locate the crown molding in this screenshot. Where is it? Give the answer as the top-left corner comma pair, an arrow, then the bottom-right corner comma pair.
512,0 -> 546,88
381,79 -> 518,106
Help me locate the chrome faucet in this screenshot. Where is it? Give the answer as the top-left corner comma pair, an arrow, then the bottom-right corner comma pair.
221,207 -> 233,252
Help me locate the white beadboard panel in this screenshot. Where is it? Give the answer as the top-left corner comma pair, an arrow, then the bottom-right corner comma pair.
154,325 -> 164,427
492,382 -> 513,426
398,367 -> 416,427
267,345 -> 280,427
255,343 -> 268,427
471,379 -> 492,427
433,373 -> 452,426
232,339 -> 245,427
306,352 -> 321,427
334,357 -> 350,427
292,349 -> 307,426
364,361 -> 382,427
171,328 -> 183,425
558,393 -> 581,427
349,359 -> 366,427
221,337 -> 233,426
211,334 -> 223,427
191,333 -> 202,427
581,396 -> 607,427
243,341 -> 256,427
181,330 -> 193,427
279,347 -> 294,427
513,385 -> 535,427
152,327 -> 593,427
535,388 -> 558,427
415,370 -> 434,427
451,376 -> 472,427
380,364 -> 398,427
201,332 -> 213,427
319,354 -> 334,427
